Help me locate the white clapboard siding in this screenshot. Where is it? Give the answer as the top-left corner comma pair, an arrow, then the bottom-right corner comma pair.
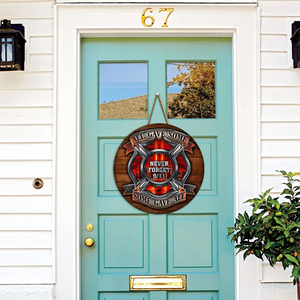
0,196 -> 52,213
261,122 -> 300,139
0,214 -> 52,231
0,72 -> 53,90
261,34 -> 287,52
0,249 -> 52,266
0,0 -> 48,1
0,267 -> 53,284
30,54 -> 54,72
0,2 -> 53,19
261,104 -> 300,121
261,17 -> 288,35
0,161 -> 52,178
262,158 -> 300,174
0,89 -> 53,107
0,107 -> 53,125
0,143 -> 52,160
261,69 -> 300,86
262,263 -> 292,283
260,1 -> 300,285
30,37 -> 54,55
29,19 -> 54,37
262,140 -> 300,157
0,231 -> 52,249
261,1 -> 300,17
0,125 -> 52,142
261,175 -> 288,193
261,86 -> 300,103
261,52 -> 288,69
0,0 -> 54,285
0,178 -> 52,196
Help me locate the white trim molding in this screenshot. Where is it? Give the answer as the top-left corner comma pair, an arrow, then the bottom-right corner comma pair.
56,4 -> 259,300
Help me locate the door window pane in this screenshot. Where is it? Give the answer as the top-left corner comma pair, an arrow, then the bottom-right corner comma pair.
99,63 -> 148,119
167,62 -> 215,119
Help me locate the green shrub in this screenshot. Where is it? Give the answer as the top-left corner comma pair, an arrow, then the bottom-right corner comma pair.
228,171 -> 300,284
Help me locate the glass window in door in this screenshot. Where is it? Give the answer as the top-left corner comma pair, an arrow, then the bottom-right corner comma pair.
99,62 -> 148,119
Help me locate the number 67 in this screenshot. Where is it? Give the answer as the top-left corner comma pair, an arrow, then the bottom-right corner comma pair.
141,8 -> 174,28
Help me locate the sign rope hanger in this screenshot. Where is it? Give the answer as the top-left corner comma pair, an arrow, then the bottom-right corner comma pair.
114,92 -> 204,213
147,92 -> 169,125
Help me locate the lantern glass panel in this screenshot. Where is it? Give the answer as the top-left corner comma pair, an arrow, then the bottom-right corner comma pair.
7,40 -> 12,61
1,43 -> 5,62
0,37 -> 13,63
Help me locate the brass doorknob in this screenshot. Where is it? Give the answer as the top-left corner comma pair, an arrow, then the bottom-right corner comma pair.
84,237 -> 94,247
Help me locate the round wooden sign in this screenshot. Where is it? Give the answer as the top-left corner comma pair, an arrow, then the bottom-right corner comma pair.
114,123 -> 204,214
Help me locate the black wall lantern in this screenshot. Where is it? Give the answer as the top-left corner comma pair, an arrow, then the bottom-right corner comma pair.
291,21 -> 300,69
0,19 -> 26,71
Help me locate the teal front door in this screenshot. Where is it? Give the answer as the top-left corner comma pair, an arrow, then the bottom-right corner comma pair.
81,37 -> 234,300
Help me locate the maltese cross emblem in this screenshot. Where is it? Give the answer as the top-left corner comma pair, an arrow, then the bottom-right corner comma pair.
114,124 -> 204,213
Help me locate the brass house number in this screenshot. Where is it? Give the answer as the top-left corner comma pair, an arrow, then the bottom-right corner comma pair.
142,8 -> 174,28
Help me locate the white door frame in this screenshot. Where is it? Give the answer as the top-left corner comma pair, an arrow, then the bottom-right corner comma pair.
55,3 -> 260,300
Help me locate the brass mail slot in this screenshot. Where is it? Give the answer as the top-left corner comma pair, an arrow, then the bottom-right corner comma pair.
129,275 -> 187,291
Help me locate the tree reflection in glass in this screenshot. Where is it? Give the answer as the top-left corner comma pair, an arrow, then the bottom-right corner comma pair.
167,62 -> 215,119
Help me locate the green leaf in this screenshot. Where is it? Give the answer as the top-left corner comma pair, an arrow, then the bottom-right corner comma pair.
284,254 -> 299,266
276,234 -> 285,240
255,249 -> 263,259
244,211 -> 250,223
238,213 -> 245,225
244,198 -> 258,204
236,248 -> 246,255
282,258 -> 290,269
262,188 -> 273,199
227,227 -> 235,237
257,211 -> 267,221
274,217 -> 285,227
265,241 -> 276,249
292,266 -> 300,285
277,170 -> 287,176
263,214 -> 273,224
